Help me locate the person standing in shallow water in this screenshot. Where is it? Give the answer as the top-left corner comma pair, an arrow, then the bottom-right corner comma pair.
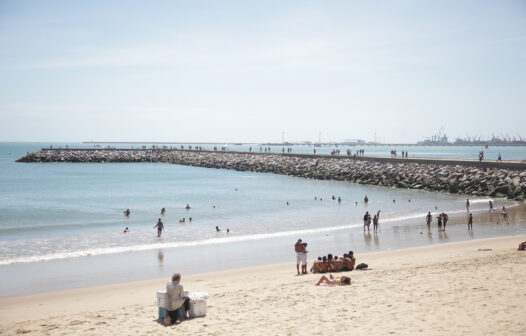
468,213 -> 473,230
426,212 -> 432,230
154,218 -> 164,237
442,213 -> 448,231
489,200 -> 495,212
466,199 -> 470,212
363,211 -> 370,231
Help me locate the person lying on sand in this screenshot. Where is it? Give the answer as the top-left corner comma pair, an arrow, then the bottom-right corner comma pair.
316,274 -> 351,286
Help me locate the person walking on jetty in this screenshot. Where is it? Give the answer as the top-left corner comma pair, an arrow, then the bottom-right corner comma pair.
468,213 -> 473,230
154,218 -> 164,237
295,239 -> 308,275
426,212 -> 432,230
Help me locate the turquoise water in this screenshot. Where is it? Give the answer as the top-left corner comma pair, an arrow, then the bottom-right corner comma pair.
0,142 -> 525,297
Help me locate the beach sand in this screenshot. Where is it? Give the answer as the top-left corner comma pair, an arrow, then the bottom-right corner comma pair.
1,231 -> 525,335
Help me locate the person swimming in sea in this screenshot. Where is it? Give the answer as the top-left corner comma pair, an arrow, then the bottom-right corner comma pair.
161,208 -> 166,215
123,208 -> 130,217
185,204 -> 191,210
216,226 -> 221,232
123,227 -> 129,233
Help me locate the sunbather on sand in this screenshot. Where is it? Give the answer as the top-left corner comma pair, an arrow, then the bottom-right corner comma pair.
343,253 -> 355,271
311,256 -> 328,273
332,256 -> 345,272
315,274 -> 351,286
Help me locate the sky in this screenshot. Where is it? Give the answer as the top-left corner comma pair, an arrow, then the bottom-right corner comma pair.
0,0 -> 525,143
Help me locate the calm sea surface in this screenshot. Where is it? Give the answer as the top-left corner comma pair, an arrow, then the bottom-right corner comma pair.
1,142 -> 525,297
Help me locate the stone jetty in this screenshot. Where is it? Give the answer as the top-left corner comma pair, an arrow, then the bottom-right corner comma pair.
17,149 -> 526,200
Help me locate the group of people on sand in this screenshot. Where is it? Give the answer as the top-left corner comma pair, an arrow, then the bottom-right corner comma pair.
311,252 -> 356,273
295,239 -> 357,287
363,210 -> 380,232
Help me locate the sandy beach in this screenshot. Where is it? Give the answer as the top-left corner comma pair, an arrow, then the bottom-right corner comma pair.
1,231 -> 525,336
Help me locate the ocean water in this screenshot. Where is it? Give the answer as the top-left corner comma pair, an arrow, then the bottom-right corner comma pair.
0,142 -> 525,297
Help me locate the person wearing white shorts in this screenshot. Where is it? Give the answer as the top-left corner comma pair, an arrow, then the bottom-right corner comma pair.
295,239 -> 308,274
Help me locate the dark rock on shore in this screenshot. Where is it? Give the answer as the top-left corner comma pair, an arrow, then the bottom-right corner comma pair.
17,149 -> 526,200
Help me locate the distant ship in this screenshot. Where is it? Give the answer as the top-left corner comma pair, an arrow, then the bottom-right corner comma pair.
418,128 -> 526,146
417,127 -> 449,145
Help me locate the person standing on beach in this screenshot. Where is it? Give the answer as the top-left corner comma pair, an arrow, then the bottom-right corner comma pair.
468,213 -> 473,230
466,199 -> 470,212
426,212 -> 432,230
295,239 -> 308,275
154,218 -> 164,237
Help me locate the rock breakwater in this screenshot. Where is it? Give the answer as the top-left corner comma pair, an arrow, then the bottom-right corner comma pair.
18,149 -> 526,200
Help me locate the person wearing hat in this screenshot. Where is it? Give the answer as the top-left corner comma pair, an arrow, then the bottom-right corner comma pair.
294,239 -> 308,275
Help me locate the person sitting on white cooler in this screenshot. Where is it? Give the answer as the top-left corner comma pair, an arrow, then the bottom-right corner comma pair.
166,273 -> 190,324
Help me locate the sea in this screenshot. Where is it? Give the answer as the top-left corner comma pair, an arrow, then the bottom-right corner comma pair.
1,142 -> 525,297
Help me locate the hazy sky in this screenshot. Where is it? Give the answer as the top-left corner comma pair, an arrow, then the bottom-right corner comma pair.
1,0 -> 525,143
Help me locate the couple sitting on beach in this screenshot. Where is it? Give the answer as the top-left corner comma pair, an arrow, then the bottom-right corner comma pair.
311,252 -> 355,273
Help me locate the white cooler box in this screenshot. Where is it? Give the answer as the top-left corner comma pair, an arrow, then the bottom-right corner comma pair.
156,290 -> 168,320
188,299 -> 207,318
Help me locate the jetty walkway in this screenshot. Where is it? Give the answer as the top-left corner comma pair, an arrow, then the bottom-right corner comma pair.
17,148 -> 526,200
